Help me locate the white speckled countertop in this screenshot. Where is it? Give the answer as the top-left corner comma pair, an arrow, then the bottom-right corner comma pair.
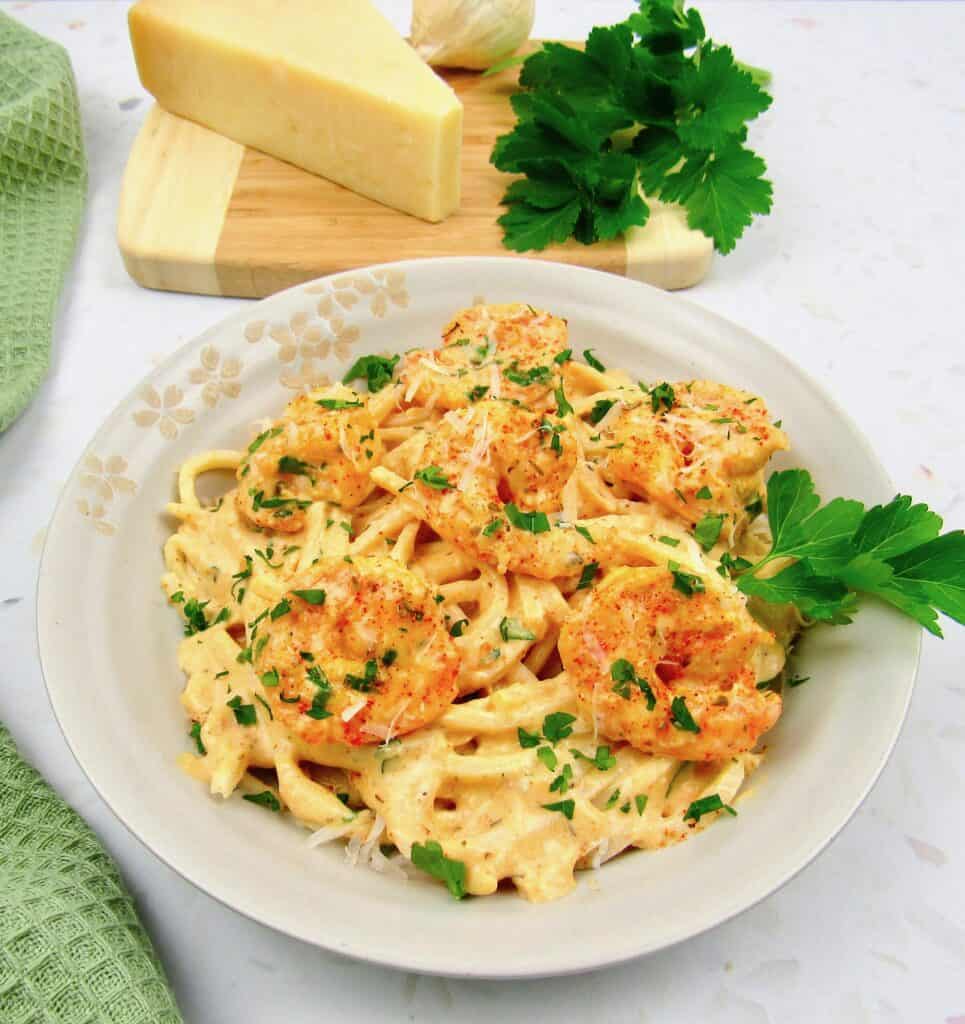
1,1 -> 963,1020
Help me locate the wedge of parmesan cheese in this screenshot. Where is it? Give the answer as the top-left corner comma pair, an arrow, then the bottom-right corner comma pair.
128,0 -> 462,222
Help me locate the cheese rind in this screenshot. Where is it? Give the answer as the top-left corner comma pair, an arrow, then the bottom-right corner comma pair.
128,0 -> 462,222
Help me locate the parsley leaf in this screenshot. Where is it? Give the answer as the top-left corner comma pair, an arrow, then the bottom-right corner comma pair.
504,361 -> 553,387
499,616 -> 536,642
589,398 -> 616,425
414,465 -> 454,490
342,353 -> 399,393
189,721 -> 206,756
542,712 -> 577,744
517,726 -> 541,749
542,798 -> 575,820
684,793 -> 736,822
650,382 -> 675,412
345,660 -> 379,693
583,349 -> 606,372
571,745 -> 617,771
226,696 -> 257,727
694,512 -> 726,551
291,589 -> 326,606
243,790 -> 281,812
576,561 -> 599,590
670,696 -> 700,733
610,658 -> 656,709
537,746 -> 558,772
316,397 -> 362,410
410,840 -> 467,899
505,503 -> 551,534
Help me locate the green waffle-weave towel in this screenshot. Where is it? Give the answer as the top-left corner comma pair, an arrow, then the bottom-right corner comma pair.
0,724 -> 184,1023
0,11 -> 86,433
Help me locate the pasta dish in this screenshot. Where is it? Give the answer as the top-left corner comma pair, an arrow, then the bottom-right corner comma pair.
162,302 -> 802,902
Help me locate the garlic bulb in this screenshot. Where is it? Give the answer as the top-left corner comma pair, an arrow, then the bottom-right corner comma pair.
411,0 -> 535,71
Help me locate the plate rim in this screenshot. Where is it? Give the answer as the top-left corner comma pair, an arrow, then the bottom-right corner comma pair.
36,257 -> 922,978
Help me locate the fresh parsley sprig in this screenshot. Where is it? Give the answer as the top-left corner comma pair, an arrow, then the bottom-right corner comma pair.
737,470 -> 965,637
491,0 -> 773,255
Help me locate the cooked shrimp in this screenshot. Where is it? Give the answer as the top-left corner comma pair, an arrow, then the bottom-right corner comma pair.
397,303 -> 569,410
559,565 -> 785,761
375,399 -> 595,579
601,380 -> 789,537
253,556 -> 459,746
236,385 -> 382,533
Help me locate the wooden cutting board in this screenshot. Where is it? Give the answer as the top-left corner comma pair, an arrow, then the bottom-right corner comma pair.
117,53 -> 712,299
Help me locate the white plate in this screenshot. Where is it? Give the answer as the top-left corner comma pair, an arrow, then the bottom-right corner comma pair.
38,258 -> 920,978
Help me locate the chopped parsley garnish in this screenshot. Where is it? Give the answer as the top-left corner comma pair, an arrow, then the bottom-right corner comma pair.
588,398 -> 616,425
279,693 -> 300,704
695,513 -> 726,551
684,793 -> 736,822
449,618 -> 469,637
345,659 -> 379,693
635,794 -> 648,816
537,746 -> 558,772
576,561 -> 599,590
499,616 -> 536,643
538,417 -> 566,455
253,693 -> 274,720
658,535 -> 680,547
554,381 -> 573,417
745,495 -> 764,519
574,524 -> 595,544
787,674 -> 811,688
316,397 -> 362,410
291,588 -> 326,605
610,659 -> 656,710
338,521 -> 354,539
214,670 -> 229,679
541,799 -> 575,820
414,465 -> 453,490
717,552 -> 752,578
243,790 -> 281,812
553,348 -> 572,365
482,517 -> 504,537
670,696 -> 700,733
305,665 -> 333,719
231,556 -> 253,601
604,788 -> 622,810
467,385 -> 490,402
248,425 -> 282,454
517,726 -> 541,749
189,721 -> 206,755
710,416 -> 734,425
650,382 -> 675,413
504,361 -> 552,387
410,840 -> 467,900
583,349 -> 606,372
505,502 -> 550,534
254,546 -> 284,569
342,353 -> 400,393
278,455 -> 313,477
695,485 -> 713,500
669,563 -> 705,596
381,649 -> 398,667
270,598 -> 291,621
542,711 -> 576,744
226,695 -> 257,727
169,591 -> 185,604
571,745 -> 616,771
260,668 -> 279,687
549,763 -> 573,794
180,598 -> 225,636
